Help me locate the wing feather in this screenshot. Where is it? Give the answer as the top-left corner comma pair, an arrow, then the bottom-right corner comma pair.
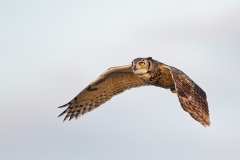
58,65 -> 148,121
165,65 -> 210,126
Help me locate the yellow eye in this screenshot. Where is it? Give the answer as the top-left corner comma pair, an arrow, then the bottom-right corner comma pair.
139,62 -> 145,66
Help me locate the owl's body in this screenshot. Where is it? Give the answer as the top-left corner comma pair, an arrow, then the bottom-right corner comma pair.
59,57 -> 210,126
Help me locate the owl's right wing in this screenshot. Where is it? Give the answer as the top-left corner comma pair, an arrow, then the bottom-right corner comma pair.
58,65 -> 148,121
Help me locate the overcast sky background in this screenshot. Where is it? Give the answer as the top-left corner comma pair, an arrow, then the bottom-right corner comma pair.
1,0 -> 240,160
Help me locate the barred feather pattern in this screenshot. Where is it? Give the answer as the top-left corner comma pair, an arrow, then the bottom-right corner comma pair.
58,65 -> 147,121
168,67 -> 210,126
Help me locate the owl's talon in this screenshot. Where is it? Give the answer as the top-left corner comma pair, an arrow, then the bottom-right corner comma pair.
170,88 -> 176,93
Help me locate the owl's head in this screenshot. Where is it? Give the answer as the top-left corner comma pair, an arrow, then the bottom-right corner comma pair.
132,57 -> 156,75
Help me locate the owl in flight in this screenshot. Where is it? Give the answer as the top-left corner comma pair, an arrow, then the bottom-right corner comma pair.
59,57 -> 210,126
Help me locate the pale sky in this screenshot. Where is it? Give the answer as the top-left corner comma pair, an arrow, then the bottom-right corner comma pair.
1,0 -> 240,160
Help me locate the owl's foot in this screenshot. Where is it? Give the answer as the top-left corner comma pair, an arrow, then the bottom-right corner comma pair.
170,88 -> 176,93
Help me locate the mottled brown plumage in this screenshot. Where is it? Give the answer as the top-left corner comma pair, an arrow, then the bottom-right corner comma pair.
59,57 -> 210,126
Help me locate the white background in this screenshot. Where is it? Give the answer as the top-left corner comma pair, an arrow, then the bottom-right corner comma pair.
1,0 -> 240,160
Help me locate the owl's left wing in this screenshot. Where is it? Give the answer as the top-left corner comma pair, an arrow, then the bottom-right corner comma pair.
58,65 -> 148,121
163,65 -> 210,126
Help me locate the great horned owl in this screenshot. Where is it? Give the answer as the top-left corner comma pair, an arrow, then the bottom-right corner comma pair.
58,57 -> 210,126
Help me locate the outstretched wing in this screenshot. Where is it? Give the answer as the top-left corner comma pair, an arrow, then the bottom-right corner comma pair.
58,65 -> 148,121
164,65 -> 210,126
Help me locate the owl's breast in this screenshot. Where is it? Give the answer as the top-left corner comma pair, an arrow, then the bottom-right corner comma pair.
135,72 -> 152,81
135,68 -> 175,89
135,70 -> 161,84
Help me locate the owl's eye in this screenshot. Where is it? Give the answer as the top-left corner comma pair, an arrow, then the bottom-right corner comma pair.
139,62 -> 145,66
